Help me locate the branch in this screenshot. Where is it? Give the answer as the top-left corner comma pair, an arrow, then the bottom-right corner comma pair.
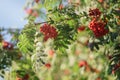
34,21 -> 51,25
34,18 -> 73,25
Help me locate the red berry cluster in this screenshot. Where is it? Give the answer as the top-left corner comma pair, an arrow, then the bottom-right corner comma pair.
2,41 -> 13,50
89,19 -> 108,38
25,8 -> 38,17
88,8 -> 108,38
112,63 -> 120,74
40,23 -> 58,41
16,74 -> 29,80
89,8 -> 101,18
23,74 -> 29,80
96,77 -> 102,80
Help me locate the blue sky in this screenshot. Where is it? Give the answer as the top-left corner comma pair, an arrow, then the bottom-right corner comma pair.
0,1 -> 27,79
0,0 -> 27,29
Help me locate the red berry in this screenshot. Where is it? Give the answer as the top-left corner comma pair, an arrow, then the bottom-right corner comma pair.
32,11 -> 39,17
35,0 -> 40,3
59,4 -> 64,10
96,77 -> 102,80
48,50 -> 54,57
23,74 -> 29,80
45,63 -> 51,69
77,26 -> 85,32
25,8 -> 33,15
78,60 -> 88,67
16,76 -> 23,80
98,0 -> 103,3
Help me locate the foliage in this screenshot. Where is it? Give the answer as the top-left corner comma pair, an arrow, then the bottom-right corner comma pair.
17,19 -> 36,53
1,0 -> 120,80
